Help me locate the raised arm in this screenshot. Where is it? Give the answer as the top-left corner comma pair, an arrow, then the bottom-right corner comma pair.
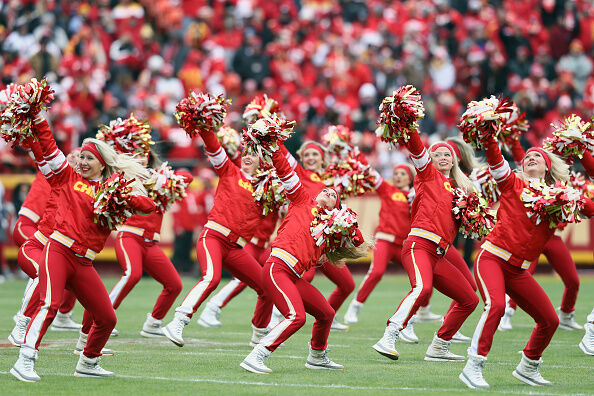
279,141 -> 299,171
272,148 -> 308,204
485,138 -> 515,191
406,130 -> 433,179
31,114 -> 71,184
509,139 -> 526,168
579,151 -> 594,178
197,127 -> 233,176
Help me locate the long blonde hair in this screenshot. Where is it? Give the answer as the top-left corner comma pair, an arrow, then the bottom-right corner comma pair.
446,136 -> 486,174
82,138 -> 150,194
326,239 -> 373,264
429,142 -> 476,193
518,148 -> 569,185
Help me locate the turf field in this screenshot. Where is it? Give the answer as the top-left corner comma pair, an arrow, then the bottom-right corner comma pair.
0,272 -> 593,395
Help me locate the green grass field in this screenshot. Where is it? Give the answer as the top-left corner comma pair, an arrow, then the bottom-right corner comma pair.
0,273 -> 593,395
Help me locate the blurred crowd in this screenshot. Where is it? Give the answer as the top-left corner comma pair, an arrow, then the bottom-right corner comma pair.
1,0 -> 594,174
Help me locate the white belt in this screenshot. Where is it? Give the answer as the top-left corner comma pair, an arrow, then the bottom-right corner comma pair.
50,231 -> 97,260
205,220 -> 247,248
375,232 -> 396,243
33,230 -> 49,246
409,228 -> 442,245
481,241 -> 531,269
271,248 -> 301,277
117,225 -> 161,242
18,207 -> 40,223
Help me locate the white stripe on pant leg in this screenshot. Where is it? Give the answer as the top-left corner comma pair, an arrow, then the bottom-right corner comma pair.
469,249 -> 490,355
23,241 -> 53,350
260,263 -> 296,348
388,242 -> 423,329
18,277 -> 39,315
177,230 -> 216,315
109,234 -> 133,304
21,240 -> 40,273
208,278 -> 242,308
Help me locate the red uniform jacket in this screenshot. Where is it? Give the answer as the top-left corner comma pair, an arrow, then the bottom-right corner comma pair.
374,176 -> 411,246
18,171 -> 51,223
270,149 -> 325,276
407,132 -> 458,249
33,115 -> 154,259
199,128 -> 263,246
251,211 -> 279,248
279,143 -> 326,197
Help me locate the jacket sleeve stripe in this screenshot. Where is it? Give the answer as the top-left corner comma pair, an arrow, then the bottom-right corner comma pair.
410,149 -> 430,172
206,147 -> 228,169
489,159 -> 511,183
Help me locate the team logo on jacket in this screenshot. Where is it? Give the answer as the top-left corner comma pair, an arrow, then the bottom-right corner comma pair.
311,207 -> 318,217
238,179 -> 254,193
443,181 -> 452,192
310,174 -> 321,182
391,192 -> 407,202
73,181 -> 95,198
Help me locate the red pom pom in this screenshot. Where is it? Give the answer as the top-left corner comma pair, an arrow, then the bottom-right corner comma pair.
175,92 -> 231,136
458,95 -> 513,150
376,85 -> 425,147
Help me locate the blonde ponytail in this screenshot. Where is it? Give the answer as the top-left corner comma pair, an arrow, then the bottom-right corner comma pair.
82,138 -> 150,194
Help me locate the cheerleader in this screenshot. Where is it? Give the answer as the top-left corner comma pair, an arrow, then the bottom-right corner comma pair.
459,140 -> 594,389
582,309 -> 594,356
11,113 -> 154,382
276,141 -> 355,331
161,126 -> 273,348
198,212 -> 278,328
240,144 -> 366,374
497,139 -> 584,332
372,129 -> 479,363
8,148 -> 82,346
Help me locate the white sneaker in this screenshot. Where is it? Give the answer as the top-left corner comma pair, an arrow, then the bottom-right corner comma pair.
579,322 -> 594,356
240,344 -> 272,374
51,311 -> 82,331
8,314 -> 30,346
400,316 -> 419,344
74,354 -> 115,378
305,343 -> 343,370
73,331 -> 114,356
512,352 -> 552,386
498,307 -> 515,331
372,325 -> 400,360
330,317 -> 349,332
559,309 -> 583,331
416,305 -> 443,322
110,328 -> 119,337
140,313 -> 165,338
267,306 -> 284,329
459,353 -> 489,389
249,325 -> 269,347
451,330 -> 471,343
424,334 -> 465,361
10,347 -> 41,382
343,300 -> 362,324
197,302 -> 222,328
163,312 -> 190,347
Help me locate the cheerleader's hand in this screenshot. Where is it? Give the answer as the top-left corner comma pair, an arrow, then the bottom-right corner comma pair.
352,228 -> 364,247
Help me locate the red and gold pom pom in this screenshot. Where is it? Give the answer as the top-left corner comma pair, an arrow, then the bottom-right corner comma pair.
499,102 -> 529,150
569,171 -> 594,198
242,114 -> 295,162
175,92 -> 231,136
144,163 -> 189,212
0,78 -> 55,146
376,85 -> 424,147
521,179 -> 584,229
458,95 -> 513,150
242,94 -> 281,125
543,114 -> 593,163
96,114 -> 154,155
251,168 -> 288,216
0,83 -> 17,111
452,188 -> 496,239
469,166 -> 501,205
216,126 -> 242,157
93,172 -> 136,229
322,125 -> 357,159
323,153 -> 376,199
310,207 -> 361,250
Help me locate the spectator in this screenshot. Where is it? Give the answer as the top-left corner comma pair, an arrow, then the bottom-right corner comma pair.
29,36 -> 59,78
558,40 -> 593,94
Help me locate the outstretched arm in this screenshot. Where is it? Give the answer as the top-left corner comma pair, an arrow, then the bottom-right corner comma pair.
510,139 -> 526,168
485,138 -> 515,191
31,114 -> 71,184
272,148 -> 308,204
196,127 -> 233,176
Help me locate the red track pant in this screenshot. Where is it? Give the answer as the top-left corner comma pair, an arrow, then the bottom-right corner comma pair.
12,216 -> 37,247
259,257 -> 335,352
175,229 -> 272,328
18,238 -> 77,317
109,232 -> 182,319
387,236 -> 479,340
471,249 -> 559,359
218,243 -> 270,308
23,241 -> 116,358
508,235 -> 578,313
302,259 -> 355,312
355,239 -> 403,303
